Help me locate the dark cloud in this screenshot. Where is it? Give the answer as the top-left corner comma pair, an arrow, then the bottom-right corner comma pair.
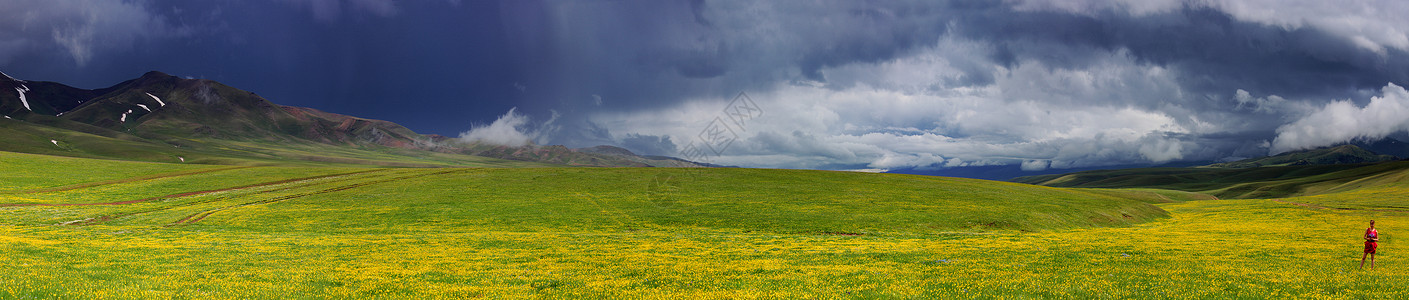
6,0 -> 1409,172
499,0 -> 959,113
509,0 -> 1409,111
0,0 -> 190,68
620,134 -> 678,156
517,0 -> 1409,170
2,1 -> 520,137
961,5 -> 1409,102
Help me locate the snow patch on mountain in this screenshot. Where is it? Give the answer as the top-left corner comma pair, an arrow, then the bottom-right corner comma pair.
136,104 -> 151,112
15,85 -> 31,111
146,93 -> 165,106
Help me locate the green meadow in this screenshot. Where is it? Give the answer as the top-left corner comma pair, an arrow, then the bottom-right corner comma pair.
0,151 -> 1404,298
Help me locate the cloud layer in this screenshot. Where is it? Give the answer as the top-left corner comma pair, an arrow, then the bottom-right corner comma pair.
505,0 -> 1409,171
6,0 -> 1409,173
1273,83 -> 1409,154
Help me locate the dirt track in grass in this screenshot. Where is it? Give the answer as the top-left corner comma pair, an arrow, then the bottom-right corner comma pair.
166,169 -> 468,226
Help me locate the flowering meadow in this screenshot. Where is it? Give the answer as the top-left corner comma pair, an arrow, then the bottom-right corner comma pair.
0,152 -> 1403,298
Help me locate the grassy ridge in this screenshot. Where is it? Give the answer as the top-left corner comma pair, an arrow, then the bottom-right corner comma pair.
0,117 -> 209,163
1205,145 -> 1397,168
1282,180 -> 1409,211
1015,161 -> 1409,199
1,117 -> 560,168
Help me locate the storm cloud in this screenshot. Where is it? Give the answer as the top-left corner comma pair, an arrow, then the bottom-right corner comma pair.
5,0 -> 1409,174
506,0 -> 1409,171
0,0 -> 189,66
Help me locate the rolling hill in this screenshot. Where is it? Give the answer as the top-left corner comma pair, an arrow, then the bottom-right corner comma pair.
1013,145 -> 1409,199
1203,144 -> 1397,168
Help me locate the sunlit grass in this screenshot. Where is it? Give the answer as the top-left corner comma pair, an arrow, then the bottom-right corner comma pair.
0,154 -> 1404,298
0,151 -> 210,193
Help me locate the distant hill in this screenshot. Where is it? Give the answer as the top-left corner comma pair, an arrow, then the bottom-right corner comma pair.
885,161 -> 1211,181
1014,159 -> 1409,200
0,70 -> 707,168
1204,145 -> 1397,168
574,145 -> 723,167
1354,137 -> 1409,158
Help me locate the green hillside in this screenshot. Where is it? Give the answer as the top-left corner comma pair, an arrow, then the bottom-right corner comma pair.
1014,160 -> 1409,199
0,116 -> 555,168
1205,145 -> 1397,168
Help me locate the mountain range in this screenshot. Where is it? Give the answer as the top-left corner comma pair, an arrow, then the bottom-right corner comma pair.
0,70 -> 705,168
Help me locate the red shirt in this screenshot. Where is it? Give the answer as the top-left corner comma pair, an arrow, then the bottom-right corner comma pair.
1367,228 -> 1379,241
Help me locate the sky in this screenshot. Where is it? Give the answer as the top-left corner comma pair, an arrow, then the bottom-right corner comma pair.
5,0 -> 1409,173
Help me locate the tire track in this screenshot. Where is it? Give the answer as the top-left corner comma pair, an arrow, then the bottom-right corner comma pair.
166,169 -> 468,227
70,169 -> 404,225
2,169 -> 391,207
3,166 -> 254,194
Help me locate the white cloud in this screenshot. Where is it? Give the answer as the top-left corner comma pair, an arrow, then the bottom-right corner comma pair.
588,46 -> 1209,170
1271,82 -> 1409,153
1210,0 -> 1409,53
1021,159 -> 1050,171
868,152 -> 947,170
1137,135 -> 1184,163
459,108 -> 536,147
1011,0 -> 1185,17
539,1 -> 1409,170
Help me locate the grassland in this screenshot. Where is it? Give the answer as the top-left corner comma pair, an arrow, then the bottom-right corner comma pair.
0,152 -> 1405,298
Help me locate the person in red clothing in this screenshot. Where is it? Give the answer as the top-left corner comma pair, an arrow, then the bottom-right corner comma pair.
1362,220 -> 1379,270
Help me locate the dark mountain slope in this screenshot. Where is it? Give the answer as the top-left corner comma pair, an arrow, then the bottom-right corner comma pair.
1205,145 -> 1397,168
1014,145 -> 1409,199
0,72 -> 115,118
